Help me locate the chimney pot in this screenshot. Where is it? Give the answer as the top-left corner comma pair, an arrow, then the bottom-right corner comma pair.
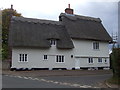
65,4 -> 74,14
68,4 -> 70,8
11,4 -> 13,10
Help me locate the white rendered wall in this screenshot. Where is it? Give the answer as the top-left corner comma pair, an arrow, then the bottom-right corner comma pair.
72,39 -> 109,57
75,57 -> 109,68
72,39 -> 110,68
11,39 -> 110,69
11,46 -> 74,69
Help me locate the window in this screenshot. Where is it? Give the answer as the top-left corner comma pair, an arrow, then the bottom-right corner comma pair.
93,42 -> 99,50
56,55 -> 64,63
19,54 -> 28,62
105,58 -> 107,63
88,58 -> 93,64
71,55 -> 73,58
43,55 -> 48,60
50,39 -> 56,46
98,58 -> 102,63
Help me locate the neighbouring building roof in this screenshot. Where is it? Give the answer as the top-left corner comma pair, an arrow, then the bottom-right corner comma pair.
9,16 -> 74,49
59,13 -> 112,42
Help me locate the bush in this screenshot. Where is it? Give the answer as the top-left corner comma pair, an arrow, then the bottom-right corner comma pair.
111,48 -> 120,84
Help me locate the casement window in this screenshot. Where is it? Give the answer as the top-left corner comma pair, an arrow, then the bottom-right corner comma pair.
50,39 -> 56,46
19,54 -> 28,62
56,55 -> 64,63
93,42 -> 99,50
43,55 -> 48,60
88,58 -> 93,64
98,58 -> 102,63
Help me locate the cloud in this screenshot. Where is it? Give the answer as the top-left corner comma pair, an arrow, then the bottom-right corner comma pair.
0,0 -> 118,36
75,2 -> 118,35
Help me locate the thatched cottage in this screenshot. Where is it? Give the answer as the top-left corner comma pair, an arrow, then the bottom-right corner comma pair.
9,5 -> 112,70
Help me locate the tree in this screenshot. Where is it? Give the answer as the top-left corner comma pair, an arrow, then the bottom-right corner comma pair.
2,5 -> 22,60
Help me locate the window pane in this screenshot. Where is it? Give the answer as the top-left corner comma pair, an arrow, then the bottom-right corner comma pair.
59,56 -> 61,62
93,43 -> 95,49
95,42 -> 96,49
50,39 -> 56,46
93,42 -> 96,49
98,58 -> 102,62
19,54 -> 22,61
62,56 -> 64,62
44,55 -> 47,60
22,54 -> 24,61
88,58 -> 93,63
91,58 -> 93,63
88,58 -> 90,63
56,55 -> 58,62
53,40 -> 55,45
50,40 -> 52,45
96,42 -> 99,49
25,54 -> 27,61
93,42 -> 99,49
44,55 -> 45,59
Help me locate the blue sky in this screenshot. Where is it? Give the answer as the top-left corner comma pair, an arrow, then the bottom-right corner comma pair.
0,0 -> 119,37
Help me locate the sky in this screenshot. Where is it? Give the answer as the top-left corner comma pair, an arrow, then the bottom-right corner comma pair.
118,1 -> 120,45
0,0 -> 119,37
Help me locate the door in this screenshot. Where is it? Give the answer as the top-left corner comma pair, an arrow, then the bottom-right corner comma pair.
75,58 -> 80,69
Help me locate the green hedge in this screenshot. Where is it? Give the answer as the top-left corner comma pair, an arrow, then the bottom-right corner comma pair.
111,48 -> 120,84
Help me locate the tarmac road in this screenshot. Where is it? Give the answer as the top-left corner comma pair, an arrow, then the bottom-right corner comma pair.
2,73 -> 112,88
2,75 -> 75,88
39,74 -> 112,87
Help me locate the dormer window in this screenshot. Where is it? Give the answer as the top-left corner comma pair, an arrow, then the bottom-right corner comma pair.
50,39 -> 56,46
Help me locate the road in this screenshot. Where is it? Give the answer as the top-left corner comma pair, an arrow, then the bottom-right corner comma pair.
2,74 -> 112,88
40,74 -> 112,87
2,75 -> 74,88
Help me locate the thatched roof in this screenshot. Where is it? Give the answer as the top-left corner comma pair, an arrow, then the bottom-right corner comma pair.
59,13 -> 112,42
9,16 -> 74,49
9,13 -> 112,49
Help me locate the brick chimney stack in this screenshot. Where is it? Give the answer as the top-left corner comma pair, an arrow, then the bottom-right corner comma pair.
11,4 -> 13,10
65,4 -> 74,14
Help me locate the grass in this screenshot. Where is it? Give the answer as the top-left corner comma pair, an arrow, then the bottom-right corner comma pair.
107,76 -> 120,85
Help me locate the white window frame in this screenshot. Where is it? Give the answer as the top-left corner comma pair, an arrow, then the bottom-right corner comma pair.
93,41 -> 99,50
18,54 -> 28,62
56,55 -> 65,63
43,55 -> 48,60
50,39 -> 56,46
98,57 -> 102,63
88,57 -> 93,64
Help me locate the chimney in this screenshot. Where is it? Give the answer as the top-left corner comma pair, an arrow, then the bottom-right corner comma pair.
65,4 -> 74,14
11,4 -> 13,10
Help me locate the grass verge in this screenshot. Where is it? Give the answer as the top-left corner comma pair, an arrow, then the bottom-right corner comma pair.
107,76 -> 120,85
